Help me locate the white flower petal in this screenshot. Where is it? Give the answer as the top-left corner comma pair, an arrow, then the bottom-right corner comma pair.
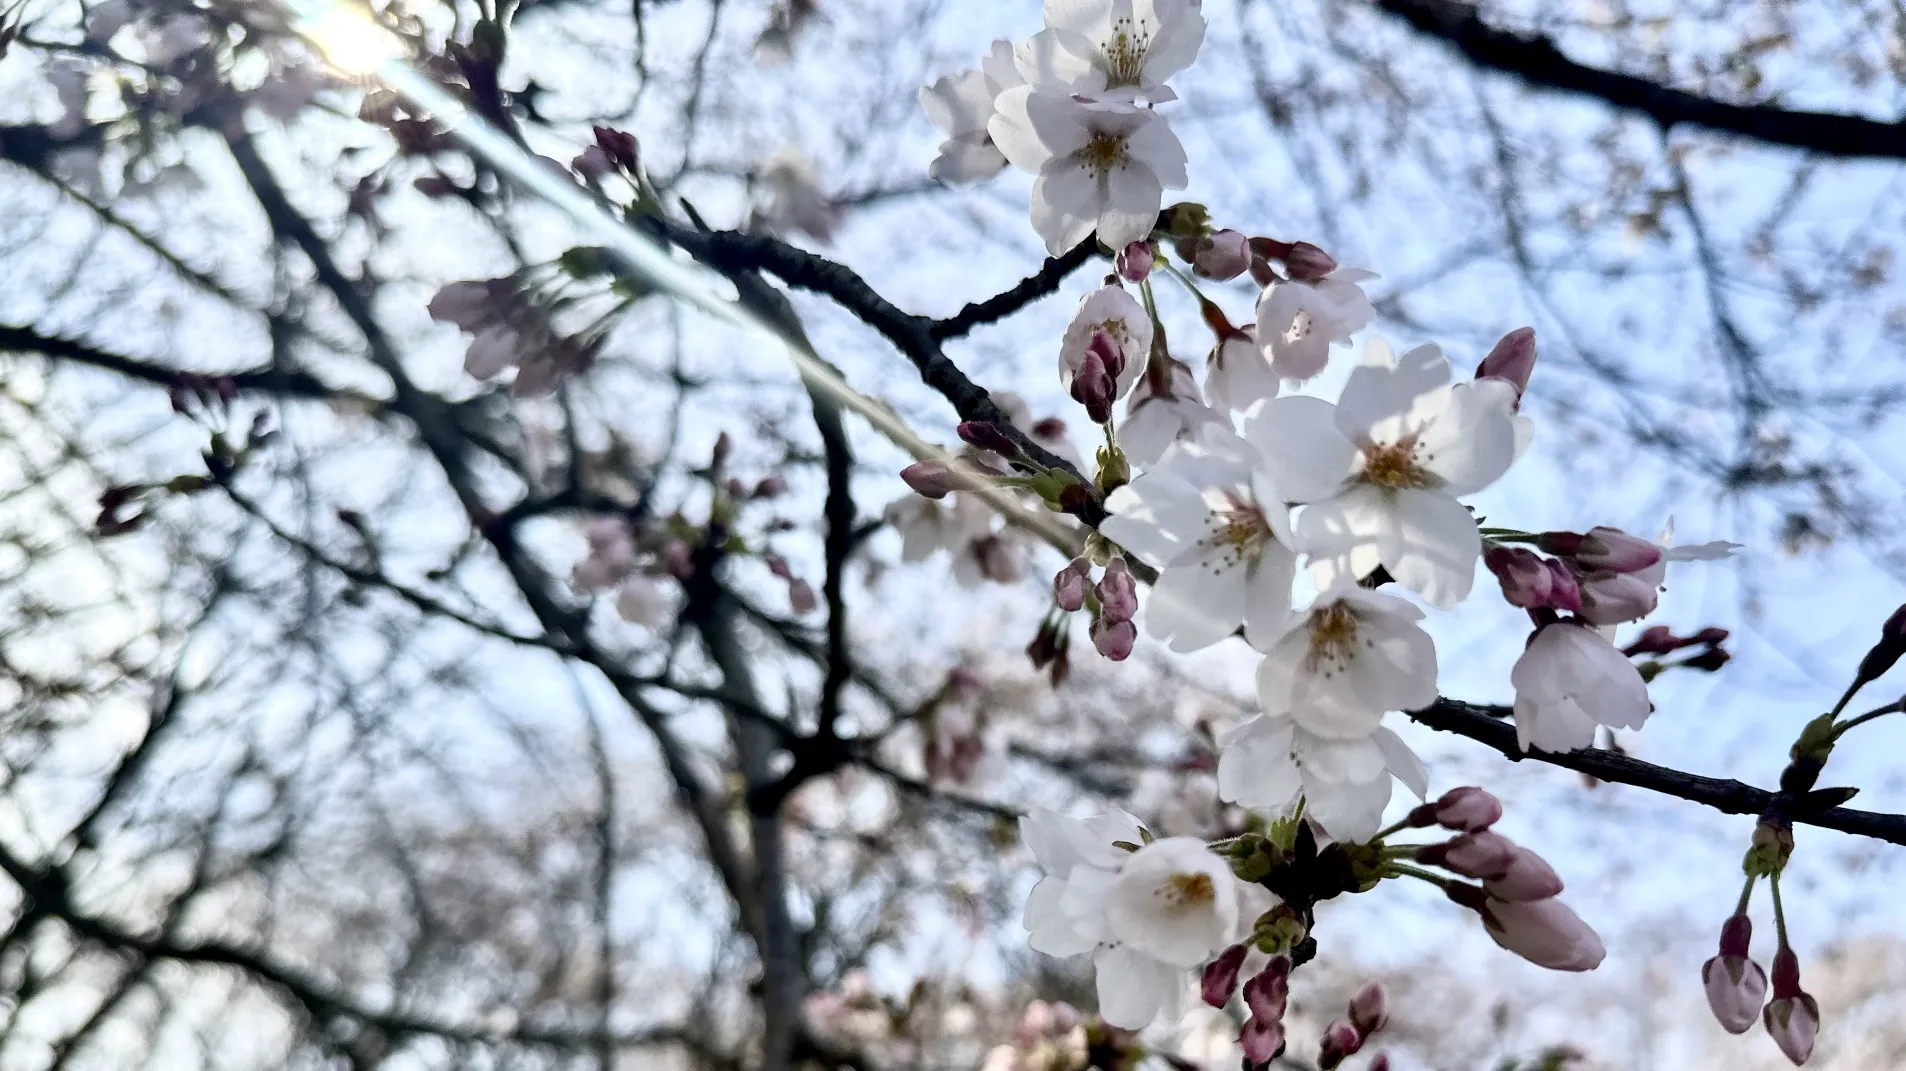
1382,488 -> 1480,609
1246,396 -> 1358,503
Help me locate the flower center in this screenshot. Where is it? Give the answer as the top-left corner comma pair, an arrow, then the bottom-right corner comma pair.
1360,440 -> 1438,490
1196,493 -> 1272,572
1158,871 -> 1215,908
1305,603 -> 1363,679
1102,16 -> 1154,87
1078,133 -> 1130,177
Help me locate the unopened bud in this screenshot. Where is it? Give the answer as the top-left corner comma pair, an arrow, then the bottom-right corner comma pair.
1406,786 -> 1503,833
1476,327 -> 1537,401
1242,959 -> 1290,1022
1054,558 -> 1090,613
1575,527 -> 1665,574
1192,229 -> 1251,281
1684,647 -> 1732,672
1069,351 -> 1117,424
1854,602 -> 1906,685
1096,557 -> 1138,623
1116,241 -> 1154,282
1483,847 -> 1565,902
1201,944 -> 1248,1008
1084,328 -> 1126,381
900,460 -> 964,499
1623,624 -> 1680,657
1317,1021 -> 1362,1069
572,144 -> 615,181
592,125 -> 641,172
1347,981 -> 1388,1035
1486,546 -> 1561,611
1424,831 -> 1520,879
1091,617 -> 1136,661
1239,1016 -> 1284,1065
1282,241 -> 1337,282
957,421 -> 1019,457
1762,948 -> 1819,1064
1577,571 -> 1659,626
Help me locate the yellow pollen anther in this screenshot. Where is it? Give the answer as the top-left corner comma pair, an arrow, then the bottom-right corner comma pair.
1160,872 -> 1216,907
1361,440 -> 1437,490
1307,604 -> 1360,670
1079,133 -> 1130,175
1102,16 -> 1153,87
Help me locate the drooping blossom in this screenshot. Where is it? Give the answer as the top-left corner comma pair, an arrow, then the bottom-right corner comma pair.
1100,429 -> 1297,651
1253,584 -> 1438,741
1060,283 -> 1152,400
919,41 -> 1024,183
1203,324 -> 1281,417
1405,786 -> 1502,832
1015,0 -> 1207,103
1216,714 -> 1427,842
1448,885 -> 1605,971
1762,948 -> 1819,1065
1510,621 -> 1650,753
1252,338 -> 1521,609
989,89 -> 1187,255
1102,837 -> 1239,967
1120,360 -> 1228,466
1253,269 -> 1377,382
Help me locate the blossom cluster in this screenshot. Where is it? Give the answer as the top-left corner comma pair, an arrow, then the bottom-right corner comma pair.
906,1 -> 1751,1054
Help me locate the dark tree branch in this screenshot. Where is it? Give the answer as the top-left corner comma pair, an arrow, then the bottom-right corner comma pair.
929,239 -> 1099,341
656,221 -> 1109,525
0,323 -> 362,406
1410,699 -> 1906,846
1373,0 -> 1906,159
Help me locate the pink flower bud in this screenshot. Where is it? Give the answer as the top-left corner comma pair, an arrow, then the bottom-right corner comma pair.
1476,327 -> 1537,402
1096,558 -> 1138,623
901,460 -> 964,499
1484,847 -> 1565,902
1201,944 -> 1248,1008
1703,950 -> 1768,1034
665,539 -> 694,579
1857,601 -> 1906,683
1054,559 -> 1090,613
1576,527 -> 1665,574
957,421 -> 1019,457
1424,831 -> 1520,879
1367,1055 -> 1392,1071
1069,350 -> 1117,425
1116,241 -> 1154,282
1763,949 -> 1818,1064
1623,624 -> 1680,657
1282,241 -> 1337,282
1470,894 -> 1606,972
1091,617 -> 1136,661
1239,1016 -> 1284,1064
592,125 -> 641,172
572,144 -> 616,181
1414,786 -> 1502,832
786,577 -> 817,614
1348,981 -> 1388,1035
1084,328 -> 1126,381
1317,1020 -> 1362,1069
1193,229 -> 1252,281
1486,546 -> 1557,610
1577,571 -> 1660,626
1242,959 -> 1290,1022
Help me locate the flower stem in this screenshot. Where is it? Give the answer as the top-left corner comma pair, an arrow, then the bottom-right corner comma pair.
1385,862 -> 1450,887
1770,871 -> 1790,949
1735,874 -> 1757,917
1831,696 -> 1906,738
1370,816 -> 1417,841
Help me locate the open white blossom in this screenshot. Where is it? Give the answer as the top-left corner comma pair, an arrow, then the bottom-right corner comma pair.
1120,361 -> 1228,466
1019,810 -> 1195,1030
920,41 -> 1024,183
1252,338 -> 1520,609
1101,429 -> 1298,652
1217,715 -> 1427,843
884,494 -> 991,564
1254,270 -> 1377,381
1017,0 -> 1207,102
1254,585 -> 1438,740
1511,622 -> 1650,753
989,90 -> 1187,255
1102,837 -> 1238,967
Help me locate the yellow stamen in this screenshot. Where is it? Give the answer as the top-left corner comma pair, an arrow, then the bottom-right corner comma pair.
1361,440 -> 1438,490
1160,872 -> 1216,907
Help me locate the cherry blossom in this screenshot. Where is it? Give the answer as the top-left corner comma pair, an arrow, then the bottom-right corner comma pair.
1102,837 -> 1239,966
1252,338 -> 1521,609
1215,714 -> 1427,842
1204,325 -> 1283,417
1120,361 -> 1228,466
1475,896 -> 1605,971
989,90 -> 1188,255
1510,621 -> 1650,753
1099,430 -> 1298,651
883,493 -> 991,565
1015,0 -> 1207,103
1254,269 -> 1377,382
920,42 -> 1024,183
1253,584 -> 1438,740
1060,283 -> 1152,401
1703,914 -> 1767,1035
